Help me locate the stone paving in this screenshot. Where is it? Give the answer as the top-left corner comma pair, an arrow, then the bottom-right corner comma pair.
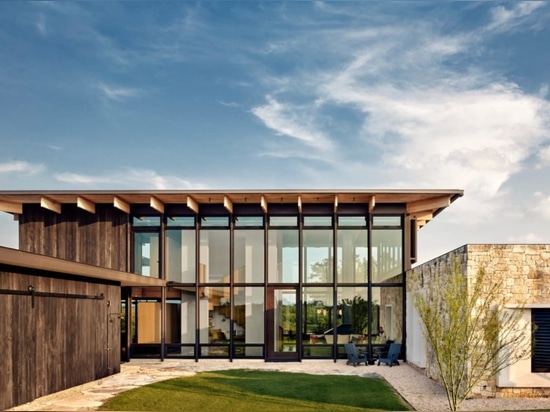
9,359 -> 550,411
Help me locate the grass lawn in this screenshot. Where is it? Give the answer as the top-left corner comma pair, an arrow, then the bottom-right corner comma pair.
99,369 -> 412,411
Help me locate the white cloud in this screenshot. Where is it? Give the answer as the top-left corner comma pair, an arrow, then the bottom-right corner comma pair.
506,232 -> 545,243
251,96 -> 335,158
532,192 -> 550,220
487,2 -> 545,32
97,83 -> 141,102
537,145 -> 550,167
55,168 -> 206,190
253,20 -> 550,221
0,161 -> 44,175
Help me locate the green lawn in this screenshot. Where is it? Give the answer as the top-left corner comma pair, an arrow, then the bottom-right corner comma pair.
99,369 -> 412,411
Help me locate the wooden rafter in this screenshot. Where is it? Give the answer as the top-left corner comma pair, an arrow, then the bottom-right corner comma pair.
40,196 -> 61,214
223,196 -> 233,214
369,196 -> 376,213
114,196 -> 131,214
186,196 -> 199,214
0,200 -> 22,214
77,196 -> 95,214
150,196 -> 164,214
407,195 -> 450,214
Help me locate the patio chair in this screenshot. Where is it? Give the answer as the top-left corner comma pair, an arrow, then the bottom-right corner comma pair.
377,343 -> 401,367
344,343 -> 368,367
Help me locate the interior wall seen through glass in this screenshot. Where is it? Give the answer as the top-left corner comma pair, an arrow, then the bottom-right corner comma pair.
337,229 -> 368,283
166,230 -> 196,283
234,287 -> 264,344
374,286 -> 403,344
303,230 -> 333,283
268,229 -> 299,283
234,230 -> 264,283
371,229 -> 403,283
199,286 -> 230,344
199,230 -> 230,284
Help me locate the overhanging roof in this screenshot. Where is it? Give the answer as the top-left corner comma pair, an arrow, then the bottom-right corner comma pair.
0,246 -> 166,287
0,189 -> 463,229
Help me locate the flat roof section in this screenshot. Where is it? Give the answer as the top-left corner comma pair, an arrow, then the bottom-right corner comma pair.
0,189 -> 463,229
0,246 -> 166,287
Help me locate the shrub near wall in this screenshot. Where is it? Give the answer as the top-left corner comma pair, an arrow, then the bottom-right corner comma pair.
407,244 -> 550,398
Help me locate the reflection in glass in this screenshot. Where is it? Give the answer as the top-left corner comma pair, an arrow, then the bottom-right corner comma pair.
372,229 -> 403,282
303,230 -> 333,283
274,290 -> 297,353
337,229 -> 368,283
166,229 -> 196,283
268,230 -> 299,283
234,230 -> 264,283
134,232 -> 159,278
302,287 -> 333,338
199,230 -> 230,284
335,287 -> 369,344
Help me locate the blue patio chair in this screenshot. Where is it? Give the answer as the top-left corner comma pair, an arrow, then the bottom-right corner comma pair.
344,343 -> 368,367
377,343 -> 401,367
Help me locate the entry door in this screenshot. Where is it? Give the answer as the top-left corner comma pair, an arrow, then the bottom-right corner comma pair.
266,287 -> 299,360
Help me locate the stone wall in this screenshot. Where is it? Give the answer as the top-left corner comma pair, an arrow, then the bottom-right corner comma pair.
407,244 -> 550,398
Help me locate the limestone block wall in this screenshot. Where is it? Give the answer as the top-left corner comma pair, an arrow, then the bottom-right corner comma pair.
407,244 -> 550,398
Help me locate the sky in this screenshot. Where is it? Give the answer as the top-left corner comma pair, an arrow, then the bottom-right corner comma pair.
0,1 -> 549,264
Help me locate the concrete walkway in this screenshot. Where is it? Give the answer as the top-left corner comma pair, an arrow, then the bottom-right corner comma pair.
9,359 -> 550,411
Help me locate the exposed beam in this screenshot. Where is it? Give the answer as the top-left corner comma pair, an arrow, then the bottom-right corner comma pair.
407,195 -> 450,214
0,200 -> 22,214
369,196 -> 376,213
223,196 -> 233,214
260,195 -> 268,214
40,196 -> 61,214
187,196 -> 199,214
150,196 -> 164,214
114,196 -> 131,214
411,212 -> 433,222
334,195 -> 338,213
77,196 -> 95,214
297,195 -> 302,213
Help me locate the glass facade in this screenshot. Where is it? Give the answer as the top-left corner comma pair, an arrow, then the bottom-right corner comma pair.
129,211 -> 406,361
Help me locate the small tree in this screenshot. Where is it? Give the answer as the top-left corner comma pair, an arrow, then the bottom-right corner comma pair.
411,259 -> 530,411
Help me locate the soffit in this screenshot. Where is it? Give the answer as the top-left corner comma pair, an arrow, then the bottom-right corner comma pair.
0,189 -> 463,229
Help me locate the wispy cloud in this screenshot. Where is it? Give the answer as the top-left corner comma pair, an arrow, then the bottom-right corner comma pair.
0,161 -> 44,175
251,96 -> 335,159
97,83 -> 142,102
248,11 -> 550,221
55,168 -> 207,190
487,2 -> 545,32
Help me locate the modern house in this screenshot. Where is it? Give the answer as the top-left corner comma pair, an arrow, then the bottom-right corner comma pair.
407,244 -> 550,397
0,189 -> 462,409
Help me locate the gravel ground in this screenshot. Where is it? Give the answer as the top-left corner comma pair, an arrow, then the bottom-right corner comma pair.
9,359 -> 550,411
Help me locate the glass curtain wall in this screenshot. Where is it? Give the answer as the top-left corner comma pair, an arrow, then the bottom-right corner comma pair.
268,229 -> 299,283
130,210 -> 405,361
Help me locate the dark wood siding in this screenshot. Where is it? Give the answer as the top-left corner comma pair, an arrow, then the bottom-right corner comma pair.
0,269 -> 120,410
19,204 -> 129,271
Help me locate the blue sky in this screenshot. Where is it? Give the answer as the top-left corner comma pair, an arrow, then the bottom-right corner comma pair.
1,1 -> 550,264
